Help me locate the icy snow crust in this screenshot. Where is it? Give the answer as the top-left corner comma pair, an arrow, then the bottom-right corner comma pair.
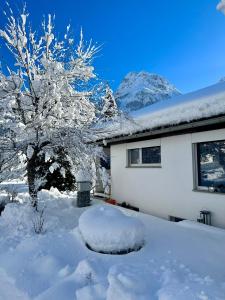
78,205 -> 144,253
0,183 -> 225,299
101,81 -> 225,140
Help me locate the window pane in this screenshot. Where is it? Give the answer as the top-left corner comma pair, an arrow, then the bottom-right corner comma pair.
129,149 -> 140,164
197,140 -> 225,192
142,147 -> 161,164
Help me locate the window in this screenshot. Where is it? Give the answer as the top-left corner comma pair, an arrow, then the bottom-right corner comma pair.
142,147 -> 161,164
195,140 -> 225,193
128,146 -> 161,167
129,148 -> 140,165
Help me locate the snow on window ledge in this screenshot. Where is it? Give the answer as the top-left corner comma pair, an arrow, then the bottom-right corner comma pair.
192,188 -> 225,195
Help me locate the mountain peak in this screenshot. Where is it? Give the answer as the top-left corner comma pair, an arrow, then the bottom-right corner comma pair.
115,71 -> 181,112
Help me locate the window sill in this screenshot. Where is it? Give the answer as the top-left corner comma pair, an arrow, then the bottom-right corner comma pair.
126,165 -> 162,169
192,188 -> 225,196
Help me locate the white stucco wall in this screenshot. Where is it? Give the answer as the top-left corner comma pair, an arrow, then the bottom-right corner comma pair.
110,128 -> 225,228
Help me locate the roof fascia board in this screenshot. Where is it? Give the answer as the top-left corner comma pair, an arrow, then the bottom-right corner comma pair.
100,115 -> 225,146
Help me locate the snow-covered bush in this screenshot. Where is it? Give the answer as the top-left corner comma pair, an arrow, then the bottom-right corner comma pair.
0,184 -> 21,215
0,185 -> 18,203
79,205 -> 145,254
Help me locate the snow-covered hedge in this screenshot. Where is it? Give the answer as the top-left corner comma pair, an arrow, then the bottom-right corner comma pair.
78,205 -> 145,254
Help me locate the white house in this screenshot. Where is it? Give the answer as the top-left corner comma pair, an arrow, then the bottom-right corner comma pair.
97,81 -> 225,229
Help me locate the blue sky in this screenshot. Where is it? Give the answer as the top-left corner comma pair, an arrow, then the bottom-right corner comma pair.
1,0 -> 225,93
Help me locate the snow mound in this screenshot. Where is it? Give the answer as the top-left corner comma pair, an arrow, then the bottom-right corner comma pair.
76,283 -> 107,300
0,268 -> 30,300
107,264 -> 153,300
74,259 -> 106,285
74,259 -> 108,300
0,203 -> 34,238
78,205 -> 145,254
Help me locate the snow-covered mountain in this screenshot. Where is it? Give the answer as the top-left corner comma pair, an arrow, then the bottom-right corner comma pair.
115,71 -> 181,112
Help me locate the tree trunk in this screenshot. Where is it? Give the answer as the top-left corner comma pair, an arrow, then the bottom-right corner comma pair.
27,148 -> 38,210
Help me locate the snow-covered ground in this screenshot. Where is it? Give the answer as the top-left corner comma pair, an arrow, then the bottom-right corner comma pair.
0,184 -> 225,300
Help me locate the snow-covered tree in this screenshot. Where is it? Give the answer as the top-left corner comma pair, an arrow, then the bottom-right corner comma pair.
217,0 -> 225,14
101,84 -> 118,120
0,6 -> 103,208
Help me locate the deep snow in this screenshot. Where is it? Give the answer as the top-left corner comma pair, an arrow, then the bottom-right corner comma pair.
0,183 -> 225,300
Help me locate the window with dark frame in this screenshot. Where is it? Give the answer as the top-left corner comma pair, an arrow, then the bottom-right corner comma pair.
128,146 -> 161,166
196,140 -> 225,193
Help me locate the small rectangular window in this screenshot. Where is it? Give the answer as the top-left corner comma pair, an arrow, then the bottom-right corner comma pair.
195,140 -> 225,193
129,148 -> 140,165
128,146 -> 161,167
142,147 -> 161,164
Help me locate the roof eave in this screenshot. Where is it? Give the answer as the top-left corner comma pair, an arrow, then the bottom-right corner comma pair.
98,114 -> 225,146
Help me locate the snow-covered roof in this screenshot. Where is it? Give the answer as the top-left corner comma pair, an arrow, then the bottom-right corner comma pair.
99,81 -> 225,142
